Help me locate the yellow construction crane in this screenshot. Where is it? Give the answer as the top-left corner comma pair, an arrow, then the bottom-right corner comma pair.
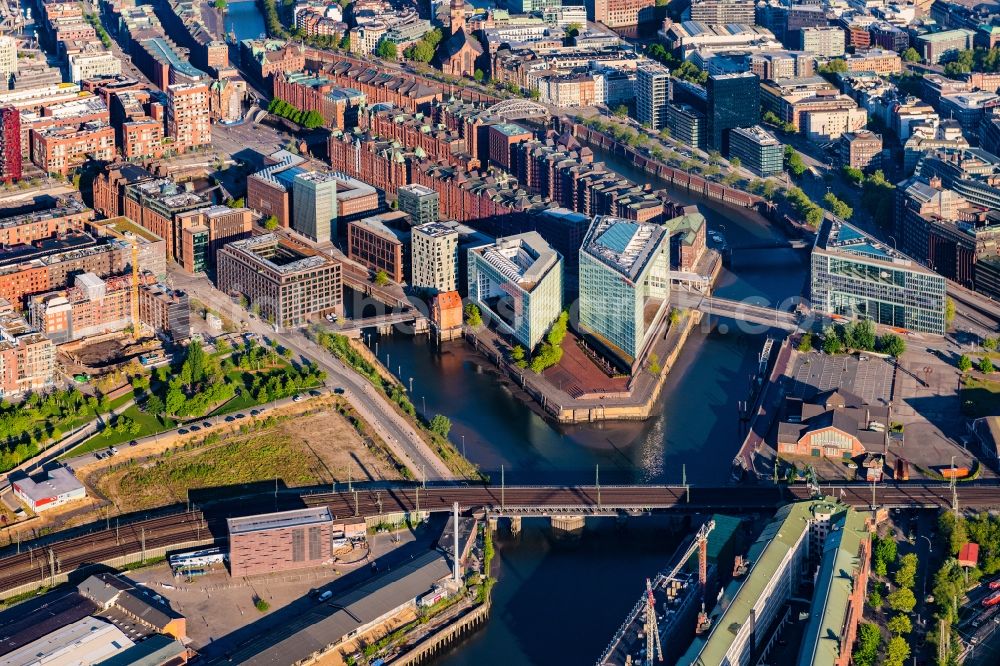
98,220 -> 141,340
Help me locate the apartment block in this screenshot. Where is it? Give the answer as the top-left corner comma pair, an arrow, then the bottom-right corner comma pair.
397,184 -> 440,227
68,51 -> 122,84
688,0 -> 755,25
123,178 -> 210,261
636,62 -> 670,131
0,106 -> 21,182
347,212 -> 411,283
488,123 -> 533,172
174,205 -> 253,273
839,130 -> 882,171
0,199 -> 93,246
0,298 -> 56,396
167,82 -> 211,151
799,26 -> 846,57
728,125 -> 783,176
411,221 -> 458,294
217,234 -> 342,327
31,122 -> 115,176
844,49 -> 902,76
585,0 -> 656,28
916,29 -> 975,64
138,284 -> 191,340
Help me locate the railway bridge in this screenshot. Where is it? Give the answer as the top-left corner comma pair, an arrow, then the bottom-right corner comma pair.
0,483 -> 996,599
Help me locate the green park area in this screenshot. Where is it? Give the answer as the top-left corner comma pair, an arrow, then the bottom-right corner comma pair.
64,338 -> 326,458
0,388 -> 133,473
961,376 -> 1000,418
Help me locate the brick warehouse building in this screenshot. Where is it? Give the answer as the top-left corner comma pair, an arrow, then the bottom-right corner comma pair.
304,60 -> 442,113
227,507 -> 336,577
271,70 -> 365,130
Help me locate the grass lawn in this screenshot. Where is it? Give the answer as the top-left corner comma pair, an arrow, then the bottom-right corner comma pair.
61,406 -> 178,457
961,376 -> 1000,418
99,429 -> 321,511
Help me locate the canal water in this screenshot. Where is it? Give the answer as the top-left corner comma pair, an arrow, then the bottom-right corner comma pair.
224,0 -> 266,41
372,148 -> 810,664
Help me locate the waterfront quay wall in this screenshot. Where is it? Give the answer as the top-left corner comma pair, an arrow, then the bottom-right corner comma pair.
466,309 -> 703,424
569,123 -> 772,214
392,601 -> 492,665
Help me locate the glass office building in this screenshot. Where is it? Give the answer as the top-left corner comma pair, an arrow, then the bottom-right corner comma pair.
578,216 -> 670,371
811,218 -> 947,334
291,171 -> 338,243
707,71 -> 760,154
468,232 -> 563,350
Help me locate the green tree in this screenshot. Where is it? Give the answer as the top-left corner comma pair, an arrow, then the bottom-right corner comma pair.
648,352 -> 662,375
854,623 -> 881,666
895,553 -> 918,589
867,590 -> 883,609
886,587 -> 916,613
873,535 -> 898,576
797,333 -> 813,352
985,337 -> 999,350
511,345 -> 527,368
213,0 -> 226,10
958,354 -> 973,372
339,33 -> 352,51
822,332 -> 843,355
884,635 -> 910,666
430,414 -> 452,438
565,22 -> 582,39
818,58 -> 848,74
902,47 -> 920,63
407,40 -> 435,63
464,303 -> 482,327
613,104 -> 629,118
473,68 -> 484,82
945,296 -> 956,326
373,270 -> 390,287
729,156 -> 741,169
263,215 -> 279,230
879,334 -> 906,358
980,356 -> 995,374
887,614 -> 912,636
376,40 -> 397,61
823,192 -> 853,219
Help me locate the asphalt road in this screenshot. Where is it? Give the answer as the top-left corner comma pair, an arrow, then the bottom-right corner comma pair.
167,269 -> 455,481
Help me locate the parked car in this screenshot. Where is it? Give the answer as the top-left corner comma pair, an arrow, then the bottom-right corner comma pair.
293,395 -> 303,402
129,440 -> 138,447
317,591 -> 332,602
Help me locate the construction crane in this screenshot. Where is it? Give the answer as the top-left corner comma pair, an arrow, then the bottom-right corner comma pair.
644,578 -> 663,666
99,221 -> 141,340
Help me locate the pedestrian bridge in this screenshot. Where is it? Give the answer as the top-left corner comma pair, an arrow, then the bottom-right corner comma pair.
671,289 -> 801,332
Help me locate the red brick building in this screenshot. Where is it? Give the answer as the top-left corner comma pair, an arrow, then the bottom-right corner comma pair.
0,106 -> 21,183
488,123 -> 532,171
347,212 -> 410,283
365,107 -> 473,167
313,60 -> 442,113
227,507 -> 336,577
31,122 -> 115,176
272,70 -> 365,130
167,83 -> 211,152
92,163 -> 158,219
777,391 -> 888,460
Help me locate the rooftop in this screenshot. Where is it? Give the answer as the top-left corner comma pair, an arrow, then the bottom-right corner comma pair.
683,499 -> 851,666
582,215 -> 667,283
227,506 -> 333,535
471,231 -> 560,291
10,466 -> 84,502
797,509 -> 869,666
224,551 -> 451,664
91,216 -> 163,243
815,218 -> 937,275
0,199 -> 90,230
731,124 -> 780,146
2,617 -> 134,666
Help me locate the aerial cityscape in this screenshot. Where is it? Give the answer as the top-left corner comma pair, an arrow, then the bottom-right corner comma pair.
0,0 -> 999,663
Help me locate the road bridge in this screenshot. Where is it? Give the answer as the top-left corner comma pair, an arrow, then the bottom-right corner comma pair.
331,310 -> 428,335
671,290 -> 800,331
1,482 -> 997,598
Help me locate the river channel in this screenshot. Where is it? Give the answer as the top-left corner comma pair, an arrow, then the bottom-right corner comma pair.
212,13 -> 805,655
376,150 -> 809,664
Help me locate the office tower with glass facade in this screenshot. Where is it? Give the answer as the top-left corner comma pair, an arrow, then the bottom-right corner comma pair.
811,218 -> 947,335
397,183 -> 440,226
468,232 -> 563,350
291,171 -> 338,243
637,62 -> 671,130
728,125 -> 783,176
707,71 -> 760,154
578,216 -> 670,372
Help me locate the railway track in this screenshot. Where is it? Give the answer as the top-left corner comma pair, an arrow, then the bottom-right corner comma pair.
0,483 -> 993,597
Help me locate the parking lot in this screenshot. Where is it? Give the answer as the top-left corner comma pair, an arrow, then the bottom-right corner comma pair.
779,349 -> 984,482
788,353 -> 894,406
